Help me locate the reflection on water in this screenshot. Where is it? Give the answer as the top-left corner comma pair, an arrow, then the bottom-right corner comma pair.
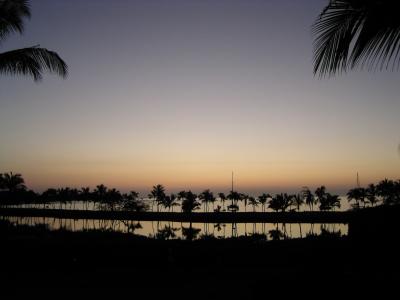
6,197 -> 352,212
2,216 -> 347,240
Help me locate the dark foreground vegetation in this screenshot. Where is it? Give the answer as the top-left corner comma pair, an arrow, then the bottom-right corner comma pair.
1,205 -> 399,297
2,173 -> 400,296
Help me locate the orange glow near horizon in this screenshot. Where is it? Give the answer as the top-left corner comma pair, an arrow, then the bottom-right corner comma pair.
8,151 -> 399,194
2,125 -> 400,194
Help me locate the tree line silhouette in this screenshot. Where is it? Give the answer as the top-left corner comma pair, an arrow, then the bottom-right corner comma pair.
1,172 -> 400,213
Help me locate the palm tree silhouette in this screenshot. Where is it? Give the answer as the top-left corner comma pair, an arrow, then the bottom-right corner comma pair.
325,194 -> 341,211
269,228 -> 285,241
93,184 -> 107,210
181,224 -> 201,241
315,186 -> 341,211
284,193 -> 294,212
227,191 -> 241,212
218,192 -> 226,211
257,193 -> 271,212
149,184 -> 166,212
241,193 -> 250,212
178,191 -> 201,241
313,0 -> 400,76
366,183 -> 379,207
177,190 -> 186,212
79,187 -> 91,210
302,187 -> 315,211
293,194 -> 304,212
71,188 -> 79,209
162,194 -> 179,212
315,186 -> 327,210
347,187 -> 366,208
268,194 -> 281,212
104,188 -> 122,211
41,188 -> 57,208
121,191 -> 147,212
198,189 -> 215,212
181,191 -> 200,213
248,196 -> 258,212
1,172 -> 26,192
123,220 -> 142,234
156,225 -> 179,240
56,187 -> 68,209
268,193 -> 293,212
0,0 -> 67,81
376,178 -> 399,205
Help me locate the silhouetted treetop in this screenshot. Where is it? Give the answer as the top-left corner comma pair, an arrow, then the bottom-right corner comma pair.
0,0 -> 30,40
0,172 -> 26,192
0,0 -> 67,81
313,0 -> 400,76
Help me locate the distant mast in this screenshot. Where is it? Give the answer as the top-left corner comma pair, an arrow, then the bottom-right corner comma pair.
356,172 -> 360,188
231,171 -> 234,192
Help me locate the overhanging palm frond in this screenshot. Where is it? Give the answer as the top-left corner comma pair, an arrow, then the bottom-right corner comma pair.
0,0 -> 30,42
0,46 -> 68,81
350,2 -> 400,71
312,0 -> 400,76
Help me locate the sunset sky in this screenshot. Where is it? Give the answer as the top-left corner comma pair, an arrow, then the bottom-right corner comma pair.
1,0 -> 399,195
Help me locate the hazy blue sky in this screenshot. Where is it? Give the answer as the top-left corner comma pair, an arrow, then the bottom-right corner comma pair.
1,0 -> 399,195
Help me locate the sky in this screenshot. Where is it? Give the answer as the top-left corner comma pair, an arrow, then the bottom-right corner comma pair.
1,0 -> 400,195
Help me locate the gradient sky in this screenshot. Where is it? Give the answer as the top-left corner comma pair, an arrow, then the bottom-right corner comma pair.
1,0 -> 399,195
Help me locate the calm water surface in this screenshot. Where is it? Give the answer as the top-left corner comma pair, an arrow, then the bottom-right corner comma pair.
3,215 -> 347,240
4,197 -> 350,239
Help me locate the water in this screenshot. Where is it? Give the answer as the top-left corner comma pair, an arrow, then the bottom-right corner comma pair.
2,215 -> 347,240
6,196 -> 352,212
2,196 -> 350,240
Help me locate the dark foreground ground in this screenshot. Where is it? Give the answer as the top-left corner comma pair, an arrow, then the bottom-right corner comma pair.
1,206 -> 400,298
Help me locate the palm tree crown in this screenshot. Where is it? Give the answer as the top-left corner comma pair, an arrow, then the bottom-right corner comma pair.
302,187 -> 315,211
257,193 -> 270,212
313,0 -> 400,76
347,187 -> 366,208
181,190 -> 200,213
199,189 -> 215,212
0,0 -> 67,81
149,184 -> 166,210
1,172 -> 26,192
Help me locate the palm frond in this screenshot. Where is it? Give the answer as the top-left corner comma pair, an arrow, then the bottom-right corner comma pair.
312,1 -> 365,76
0,0 -> 30,42
312,0 -> 400,76
0,46 -> 68,81
350,2 -> 400,71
